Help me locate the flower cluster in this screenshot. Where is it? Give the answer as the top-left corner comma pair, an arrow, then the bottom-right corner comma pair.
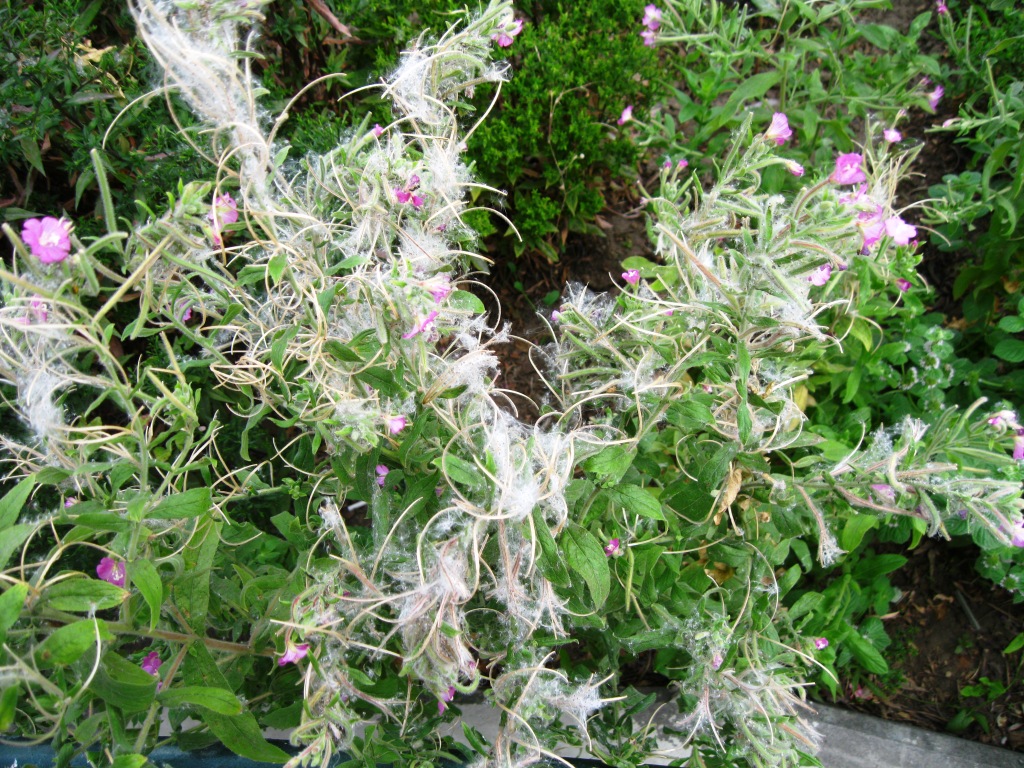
831,154 -> 917,252
640,4 -> 661,47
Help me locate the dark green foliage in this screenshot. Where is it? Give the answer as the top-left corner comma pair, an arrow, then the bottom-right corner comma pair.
0,0 -> 209,234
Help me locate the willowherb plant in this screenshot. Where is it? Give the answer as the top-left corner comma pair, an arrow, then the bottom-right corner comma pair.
0,4 -> 1022,768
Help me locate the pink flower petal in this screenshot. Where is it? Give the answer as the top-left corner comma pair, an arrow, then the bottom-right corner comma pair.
22,217 -> 72,264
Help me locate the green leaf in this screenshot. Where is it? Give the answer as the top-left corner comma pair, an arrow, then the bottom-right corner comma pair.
531,508 -> 570,587
994,338 -> 1024,363
111,756 -> 148,768
787,592 -> 822,621
183,644 -> 290,763
1004,633 -> 1024,655
712,73 -> 779,131
0,684 -> 19,731
581,445 -> 634,486
324,339 -> 363,363
43,578 -> 128,613
997,316 -> 1024,333
859,23 -> 898,50
0,583 -> 29,644
0,524 -> 32,570
89,651 -> 158,713
845,633 -> 889,675
561,524 -> 610,609
0,476 -> 33,528
149,487 -> 212,520
448,290 -> 486,314
131,558 -> 163,630
841,515 -> 879,553
157,686 -> 243,715
606,485 -> 665,521
173,518 -> 222,632
268,252 -> 288,284
35,619 -> 111,668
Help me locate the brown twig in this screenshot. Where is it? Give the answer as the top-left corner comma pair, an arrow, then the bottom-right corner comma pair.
306,0 -> 353,39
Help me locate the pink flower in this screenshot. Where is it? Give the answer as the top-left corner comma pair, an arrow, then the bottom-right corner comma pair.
677,159 -> 688,170
896,278 -> 912,293
376,465 -> 389,487
937,1 -> 948,13
402,310 -> 439,339
622,269 -> 640,285
1014,429 -> 1024,461
551,310 -> 561,322
1012,520 -> 1024,548
176,299 -> 193,323
21,217 -> 72,264
604,538 -> 620,557
928,85 -> 944,111
885,216 -> 917,245
814,637 -> 829,650
883,128 -> 902,143
209,194 -> 238,245
642,4 -> 662,30
491,18 -> 523,48
711,651 -> 723,670
784,159 -> 804,177
617,105 -> 633,126
141,651 -> 162,676
386,415 -> 407,434
858,205 -> 886,248
64,497 -> 77,508
278,640 -> 310,666
438,684 -> 456,714
806,264 -> 832,286
871,483 -> 896,501
764,113 -> 792,145
96,557 -> 126,587
830,153 -> 867,185
988,410 -> 1019,430
372,123 -> 384,137
641,28 -> 657,47
395,175 -> 424,208
27,297 -> 48,323
423,276 -> 452,303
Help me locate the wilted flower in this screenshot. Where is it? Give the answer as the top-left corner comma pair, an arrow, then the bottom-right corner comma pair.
928,85 -> 944,110
1015,429 -> 1024,461
141,651 -> 162,676
209,194 -> 238,245
604,538 -> 620,557
784,159 -> 804,177
617,105 -> 633,126
21,217 -> 72,264
622,269 -> 640,285
423,275 -> 452,303
278,640 -> 310,666
711,651 -> 724,670
97,557 -> 126,587
896,278 -> 912,293
386,415 -> 408,434
883,128 -> 902,143
830,153 -> 867,185
402,310 -> 439,339
814,637 -> 829,650
764,112 -> 792,145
